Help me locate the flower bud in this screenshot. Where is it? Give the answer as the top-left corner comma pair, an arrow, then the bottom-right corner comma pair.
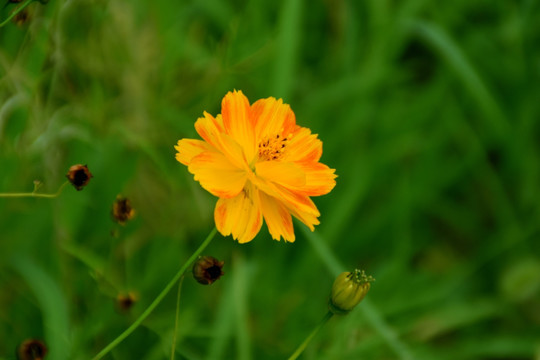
17,339 -> 47,360
116,291 -> 138,312
111,196 -> 135,225
329,269 -> 374,315
192,256 -> 224,285
13,8 -> 30,26
66,164 -> 93,191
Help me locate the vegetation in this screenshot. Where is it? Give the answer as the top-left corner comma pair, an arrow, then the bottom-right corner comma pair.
1,0 -> 539,359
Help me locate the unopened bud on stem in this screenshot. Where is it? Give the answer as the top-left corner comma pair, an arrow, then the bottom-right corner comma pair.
192,256 -> 224,285
329,269 -> 374,315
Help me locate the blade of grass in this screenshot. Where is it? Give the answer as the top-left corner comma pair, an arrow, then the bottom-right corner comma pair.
405,20 -> 508,139
272,0 -> 303,99
170,275 -> 184,360
232,252 -> 252,360
207,275 -> 236,359
11,255 -> 71,360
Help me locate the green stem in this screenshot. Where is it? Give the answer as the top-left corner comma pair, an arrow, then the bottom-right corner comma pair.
0,181 -> 69,198
0,0 -> 34,27
92,227 -> 218,360
288,311 -> 333,360
170,275 -> 184,360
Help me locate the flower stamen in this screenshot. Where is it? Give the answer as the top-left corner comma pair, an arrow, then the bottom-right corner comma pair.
258,133 -> 289,161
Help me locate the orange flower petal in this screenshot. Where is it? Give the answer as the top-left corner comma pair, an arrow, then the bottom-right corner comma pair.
195,111 -> 224,150
290,162 -> 337,196
221,90 -> 257,163
258,191 -> 295,242
251,97 -> 296,140
255,161 -> 306,188
196,112 -> 248,170
189,151 -> 247,198
175,139 -> 214,166
272,184 -> 321,231
214,185 -> 263,243
282,126 -> 323,163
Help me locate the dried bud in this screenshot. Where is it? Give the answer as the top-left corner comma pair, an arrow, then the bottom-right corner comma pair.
329,269 -> 374,315
116,291 -> 138,312
192,256 -> 224,285
17,339 -> 47,360
13,8 -> 30,26
66,164 -> 93,191
111,196 -> 135,225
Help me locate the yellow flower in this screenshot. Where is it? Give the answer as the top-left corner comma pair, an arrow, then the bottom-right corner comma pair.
175,90 -> 337,243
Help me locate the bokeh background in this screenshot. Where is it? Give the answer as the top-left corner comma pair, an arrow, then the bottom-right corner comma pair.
1,0 -> 540,359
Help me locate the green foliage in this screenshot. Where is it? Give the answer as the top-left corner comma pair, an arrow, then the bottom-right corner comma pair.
1,0 -> 540,359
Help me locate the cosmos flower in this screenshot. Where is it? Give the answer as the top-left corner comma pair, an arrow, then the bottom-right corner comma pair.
175,90 -> 336,243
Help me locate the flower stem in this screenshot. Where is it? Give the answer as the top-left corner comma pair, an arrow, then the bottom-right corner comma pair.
0,181 -> 69,198
0,0 -> 34,27
288,311 -> 333,360
91,227 -> 218,360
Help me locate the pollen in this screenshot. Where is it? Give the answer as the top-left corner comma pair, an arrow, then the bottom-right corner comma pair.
258,133 -> 289,161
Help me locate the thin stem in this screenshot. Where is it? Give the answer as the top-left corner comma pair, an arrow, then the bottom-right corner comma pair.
0,181 -> 69,198
170,275 -> 184,360
92,227 -> 219,360
288,311 -> 333,360
0,0 -> 34,27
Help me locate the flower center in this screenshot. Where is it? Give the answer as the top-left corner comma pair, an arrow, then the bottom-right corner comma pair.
258,134 -> 288,161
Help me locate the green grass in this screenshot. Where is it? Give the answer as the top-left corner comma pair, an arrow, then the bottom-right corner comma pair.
1,0 -> 540,359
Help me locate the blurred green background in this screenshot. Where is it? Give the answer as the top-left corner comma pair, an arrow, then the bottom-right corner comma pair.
1,0 -> 540,359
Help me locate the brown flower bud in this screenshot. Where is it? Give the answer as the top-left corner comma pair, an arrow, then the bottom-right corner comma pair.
66,164 -> 93,191
192,256 -> 224,285
111,196 -> 135,225
14,9 -> 29,26
17,339 -> 47,360
116,291 -> 138,312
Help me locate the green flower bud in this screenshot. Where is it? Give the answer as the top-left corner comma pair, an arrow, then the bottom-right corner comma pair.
329,269 -> 374,315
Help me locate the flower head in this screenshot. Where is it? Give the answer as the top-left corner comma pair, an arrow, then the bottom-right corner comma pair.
175,90 -> 336,243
